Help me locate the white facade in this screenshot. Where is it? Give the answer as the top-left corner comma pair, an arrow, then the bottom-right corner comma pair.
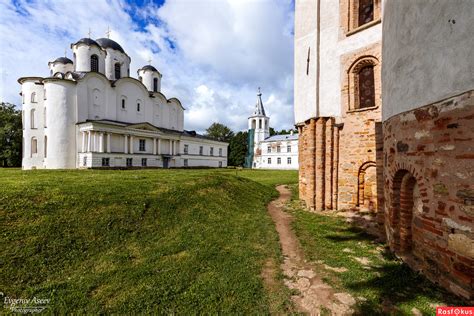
20,37 -> 227,169
294,0 -> 383,123
247,90 -> 299,170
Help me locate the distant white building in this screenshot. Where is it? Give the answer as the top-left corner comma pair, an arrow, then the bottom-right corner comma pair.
245,90 -> 298,170
19,36 -> 227,169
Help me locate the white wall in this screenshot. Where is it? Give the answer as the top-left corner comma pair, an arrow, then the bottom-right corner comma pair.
382,0 -> 474,121
294,0 -> 382,124
254,139 -> 299,170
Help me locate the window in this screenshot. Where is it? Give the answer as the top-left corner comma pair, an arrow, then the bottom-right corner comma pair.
184,144 -> 189,154
126,158 -> 133,167
153,78 -> 158,92
141,158 -> 147,167
184,159 -> 188,167
31,92 -> 36,103
267,146 -> 271,153
43,108 -> 47,128
287,145 -> 291,152
277,146 -> 281,153
259,120 -> 262,129
83,156 -> 87,166
137,102 -> 141,112
102,158 -> 110,167
31,137 -> 37,156
30,109 -> 36,129
287,157 -> 292,164
199,146 -> 203,155
268,157 -> 271,164
139,76 -> 143,82
277,157 -> 281,164
114,63 -> 121,79
90,55 -> 99,72
44,89 -> 47,100
210,147 -> 214,156
139,139 -> 146,151
219,148 -> 222,157
44,136 -> 47,158
219,161 -> 222,168
358,65 -> 375,109
121,98 -> 126,109
358,0 -> 374,27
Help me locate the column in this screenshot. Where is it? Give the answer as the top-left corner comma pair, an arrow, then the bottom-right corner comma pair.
169,140 -> 173,155
124,135 -> 128,154
82,132 -> 86,153
315,118 -> 326,211
87,131 -> 92,152
99,133 -> 104,153
157,138 -> 161,155
130,135 -> 134,154
107,133 -> 111,153
153,138 -> 157,155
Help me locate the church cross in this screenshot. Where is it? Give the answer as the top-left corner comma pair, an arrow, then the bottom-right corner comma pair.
306,47 -> 311,75
147,57 -> 152,65
88,28 -> 92,38
64,48 -> 67,57
106,26 -> 111,39
258,87 -> 261,95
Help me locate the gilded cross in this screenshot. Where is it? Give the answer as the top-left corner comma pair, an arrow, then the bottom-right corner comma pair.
87,28 -> 92,38
106,26 -> 111,39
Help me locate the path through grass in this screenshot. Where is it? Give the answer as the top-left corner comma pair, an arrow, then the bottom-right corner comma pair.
0,168 -> 297,313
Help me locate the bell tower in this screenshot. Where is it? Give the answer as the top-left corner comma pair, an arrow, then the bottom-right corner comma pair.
245,88 -> 269,168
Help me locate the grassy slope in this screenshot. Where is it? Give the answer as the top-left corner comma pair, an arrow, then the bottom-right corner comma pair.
288,185 -> 465,315
0,169 -> 297,313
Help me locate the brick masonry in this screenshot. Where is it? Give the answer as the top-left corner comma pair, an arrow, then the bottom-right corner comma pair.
384,90 -> 474,301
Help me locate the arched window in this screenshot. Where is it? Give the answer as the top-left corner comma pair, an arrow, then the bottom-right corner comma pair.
137,102 -> 141,112
44,136 -> 47,158
121,99 -> 126,109
31,137 -> 37,157
90,55 -> 99,72
43,108 -> 47,127
139,76 -> 143,82
358,0 -> 374,26
153,78 -> 158,92
31,92 -> 36,103
115,63 -> 121,79
30,109 -> 36,129
358,65 -> 375,109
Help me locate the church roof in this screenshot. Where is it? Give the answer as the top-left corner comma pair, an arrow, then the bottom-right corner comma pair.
52,57 -> 73,64
96,38 -> 125,53
140,65 -> 158,72
251,89 -> 267,117
263,133 -> 299,142
73,38 -> 100,48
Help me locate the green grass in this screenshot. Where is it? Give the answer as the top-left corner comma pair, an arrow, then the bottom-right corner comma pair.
0,168 -> 297,313
287,185 -> 465,315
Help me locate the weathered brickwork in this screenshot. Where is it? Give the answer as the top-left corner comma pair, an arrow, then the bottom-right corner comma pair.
298,42 -> 383,216
384,90 -> 474,301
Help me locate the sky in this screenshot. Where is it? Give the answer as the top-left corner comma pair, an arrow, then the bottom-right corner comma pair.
0,0 -> 295,133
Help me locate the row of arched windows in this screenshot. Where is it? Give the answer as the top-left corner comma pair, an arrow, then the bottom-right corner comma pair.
90,55 -> 123,79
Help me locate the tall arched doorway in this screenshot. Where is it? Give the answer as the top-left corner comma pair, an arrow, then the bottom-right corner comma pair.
357,161 -> 377,211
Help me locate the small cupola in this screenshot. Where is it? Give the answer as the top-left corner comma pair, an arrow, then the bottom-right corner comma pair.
138,65 -> 162,92
48,56 -> 74,76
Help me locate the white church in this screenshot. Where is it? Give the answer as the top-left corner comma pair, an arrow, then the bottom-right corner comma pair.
19,36 -> 228,169
245,90 -> 298,170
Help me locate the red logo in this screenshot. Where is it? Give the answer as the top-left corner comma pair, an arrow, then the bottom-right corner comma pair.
437,307 -> 474,316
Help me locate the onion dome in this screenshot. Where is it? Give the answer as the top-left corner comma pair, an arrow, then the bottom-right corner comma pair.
140,65 -> 158,72
96,38 -> 125,53
52,57 -> 73,64
73,38 -> 100,47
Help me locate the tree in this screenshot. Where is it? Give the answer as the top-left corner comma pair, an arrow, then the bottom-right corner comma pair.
0,102 -> 22,167
228,131 -> 248,167
205,122 -> 234,142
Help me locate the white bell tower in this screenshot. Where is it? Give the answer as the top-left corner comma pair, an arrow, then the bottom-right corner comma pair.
248,87 -> 270,150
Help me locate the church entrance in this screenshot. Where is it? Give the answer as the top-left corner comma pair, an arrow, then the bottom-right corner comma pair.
163,157 -> 170,169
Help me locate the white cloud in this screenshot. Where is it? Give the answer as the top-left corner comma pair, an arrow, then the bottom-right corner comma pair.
0,0 -> 294,133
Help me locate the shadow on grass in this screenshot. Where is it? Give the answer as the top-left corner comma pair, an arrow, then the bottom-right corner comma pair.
349,262 -> 466,315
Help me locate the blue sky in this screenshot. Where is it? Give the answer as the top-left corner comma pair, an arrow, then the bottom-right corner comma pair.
0,0 -> 295,133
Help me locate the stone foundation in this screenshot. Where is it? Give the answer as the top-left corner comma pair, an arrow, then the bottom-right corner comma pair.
384,90 -> 474,301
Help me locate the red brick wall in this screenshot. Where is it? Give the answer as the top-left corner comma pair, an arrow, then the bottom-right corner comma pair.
384,90 -> 474,301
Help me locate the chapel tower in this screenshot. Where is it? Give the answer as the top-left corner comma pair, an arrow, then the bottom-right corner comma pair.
245,89 -> 269,168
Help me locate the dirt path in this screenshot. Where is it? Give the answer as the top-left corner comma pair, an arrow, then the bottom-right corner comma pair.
267,185 -> 356,315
